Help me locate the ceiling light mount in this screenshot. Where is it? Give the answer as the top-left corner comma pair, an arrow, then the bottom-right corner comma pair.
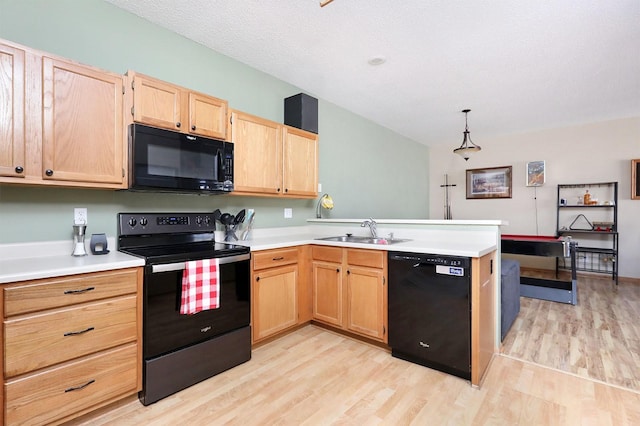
368,56 -> 386,66
453,109 -> 481,161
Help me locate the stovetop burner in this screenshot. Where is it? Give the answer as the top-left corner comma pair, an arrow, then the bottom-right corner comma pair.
117,212 -> 250,264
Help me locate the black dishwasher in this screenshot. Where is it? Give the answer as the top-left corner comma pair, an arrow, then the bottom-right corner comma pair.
388,251 -> 471,380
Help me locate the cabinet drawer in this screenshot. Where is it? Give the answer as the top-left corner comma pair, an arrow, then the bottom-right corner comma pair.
5,343 -> 138,426
346,249 -> 385,269
4,268 -> 139,317
4,295 -> 137,377
312,245 -> 343,263
253,248 -> 299,270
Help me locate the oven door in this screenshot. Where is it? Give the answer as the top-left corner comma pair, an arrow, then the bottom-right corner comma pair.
143,253 -> 250,359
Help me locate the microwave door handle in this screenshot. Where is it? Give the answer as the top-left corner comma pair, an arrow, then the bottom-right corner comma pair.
150,253 -> 251,273
217,148 -> 224,181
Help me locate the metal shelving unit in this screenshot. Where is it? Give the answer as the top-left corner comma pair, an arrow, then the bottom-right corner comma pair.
556,182 -> 618,284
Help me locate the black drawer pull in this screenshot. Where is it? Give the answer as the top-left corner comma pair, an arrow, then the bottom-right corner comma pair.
65,379 -> 95,393
272,256 -> 284,261
64,286 -> 95,295
64,326 -> 95,337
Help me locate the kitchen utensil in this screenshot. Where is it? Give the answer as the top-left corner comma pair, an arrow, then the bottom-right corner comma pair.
220,213 -> 232,225
212,209 -> 222,230
234,209 -> 246,224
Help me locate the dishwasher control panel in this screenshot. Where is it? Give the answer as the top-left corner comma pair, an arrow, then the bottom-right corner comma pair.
389,252 -> 470,268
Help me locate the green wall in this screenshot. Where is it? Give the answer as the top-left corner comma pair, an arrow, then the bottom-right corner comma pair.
0,0 -> 429,244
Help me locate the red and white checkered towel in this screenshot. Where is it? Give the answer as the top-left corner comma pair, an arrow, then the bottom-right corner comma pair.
180,258 -> 220,315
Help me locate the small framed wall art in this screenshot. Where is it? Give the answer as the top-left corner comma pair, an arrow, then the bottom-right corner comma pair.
632,159 -> 640,200
466,166 -> 512,199
526,160 -> 545,187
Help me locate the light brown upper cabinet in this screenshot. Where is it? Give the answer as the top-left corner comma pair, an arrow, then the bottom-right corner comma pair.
283,126 -> 319,198
0,38 -> 127,189
42,57 -> 124,185
126,71 -> 227,140
229,109 -> 318,198
0,42 -> 25,179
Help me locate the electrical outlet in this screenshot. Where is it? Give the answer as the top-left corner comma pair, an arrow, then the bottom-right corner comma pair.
284,208 -> 293,219
74,208 -> 88,225
318,183 -> 322,193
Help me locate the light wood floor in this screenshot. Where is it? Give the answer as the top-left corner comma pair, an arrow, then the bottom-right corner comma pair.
73,323 -> 640,425
71,272 -> 640,425
502,273 -> 640,392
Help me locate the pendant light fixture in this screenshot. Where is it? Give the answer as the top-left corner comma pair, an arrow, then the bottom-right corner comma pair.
453,109 -> 481,161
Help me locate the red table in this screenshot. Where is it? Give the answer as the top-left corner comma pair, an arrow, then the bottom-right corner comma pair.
501,234 -> 577,305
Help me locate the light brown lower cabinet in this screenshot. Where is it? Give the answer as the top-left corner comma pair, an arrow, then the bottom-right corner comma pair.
2,267 -> 143,425
312,246 -> 388,343
252,247 -> 311,344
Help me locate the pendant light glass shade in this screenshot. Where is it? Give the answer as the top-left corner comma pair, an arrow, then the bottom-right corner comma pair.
453,109 -> 481,161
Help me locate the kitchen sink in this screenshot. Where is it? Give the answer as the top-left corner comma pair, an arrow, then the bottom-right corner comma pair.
315,235 -> 411,245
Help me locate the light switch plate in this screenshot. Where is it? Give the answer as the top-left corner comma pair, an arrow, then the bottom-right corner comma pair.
284,208 -> 293,219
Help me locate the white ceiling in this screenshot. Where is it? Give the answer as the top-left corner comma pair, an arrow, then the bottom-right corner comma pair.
105,0 -> 640,147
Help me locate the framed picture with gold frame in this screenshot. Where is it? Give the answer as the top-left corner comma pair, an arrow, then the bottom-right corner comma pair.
466,166 -> 512,199
632,159 -> 640,200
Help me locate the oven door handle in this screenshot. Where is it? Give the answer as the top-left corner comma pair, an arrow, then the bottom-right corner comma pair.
150,253 -> 250,273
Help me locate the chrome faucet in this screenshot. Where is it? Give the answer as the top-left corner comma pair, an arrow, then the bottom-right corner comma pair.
361,218 -> 378,238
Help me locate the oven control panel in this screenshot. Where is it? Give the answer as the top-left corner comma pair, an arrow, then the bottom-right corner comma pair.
118,213 -> 215,236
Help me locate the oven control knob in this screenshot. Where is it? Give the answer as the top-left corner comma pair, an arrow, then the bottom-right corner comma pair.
140,218 -> 148,227
128,218 -> 137,227
196,216 -> 203,225
203,216 -> 211,225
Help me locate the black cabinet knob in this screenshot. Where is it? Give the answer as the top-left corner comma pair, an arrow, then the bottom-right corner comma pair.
191,125 -> 196,131
336,268 -> 340,273
15,166 -> 24,174
256,276 -> 260,282
45,169 -> 53,176
176,122 -> 181,128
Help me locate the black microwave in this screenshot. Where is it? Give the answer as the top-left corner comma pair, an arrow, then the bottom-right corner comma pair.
129,124 -> 233,194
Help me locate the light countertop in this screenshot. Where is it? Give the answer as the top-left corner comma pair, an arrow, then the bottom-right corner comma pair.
0,239 -> 145,284
0,223 -> 499,283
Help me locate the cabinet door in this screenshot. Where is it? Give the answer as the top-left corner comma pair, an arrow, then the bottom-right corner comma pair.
131,73 -> 182,131
230,110 -> 282,195
0,42 -> 25,178
253,265 -> 298,342
42,57 -> 124,185
346,266 -> 386,341
312,261 -> 343,326
283,126 -> 318,197
188,92 -> 227,139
